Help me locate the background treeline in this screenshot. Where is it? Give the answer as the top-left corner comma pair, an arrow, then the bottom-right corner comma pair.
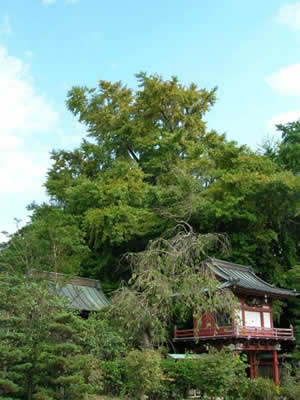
1,73 -> 300,398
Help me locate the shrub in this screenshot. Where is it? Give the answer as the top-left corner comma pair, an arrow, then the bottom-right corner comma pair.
100,360 -> 126,396
125,349 -> 163,399
280,362 -> 300,400
162,348 -> 248,400
246,377 -> 279,400
84,313 -> 128,361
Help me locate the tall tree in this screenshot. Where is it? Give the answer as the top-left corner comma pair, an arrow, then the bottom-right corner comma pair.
4,73 -> 300,293
44,73 -> 246,285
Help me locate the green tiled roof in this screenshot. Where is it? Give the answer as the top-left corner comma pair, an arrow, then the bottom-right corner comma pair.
206,258 -> 297,297
53,281 -> 109,311
30,271 -> 109,311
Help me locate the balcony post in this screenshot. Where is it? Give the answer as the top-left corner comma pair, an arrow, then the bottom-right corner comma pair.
174,325 -> 177,339
272,350 -> 279,386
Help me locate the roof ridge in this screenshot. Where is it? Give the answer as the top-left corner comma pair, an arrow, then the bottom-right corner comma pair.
208,258 -> 251,271
28,270 -> 102,289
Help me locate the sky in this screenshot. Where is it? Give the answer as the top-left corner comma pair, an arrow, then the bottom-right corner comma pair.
1,0 -> 300,240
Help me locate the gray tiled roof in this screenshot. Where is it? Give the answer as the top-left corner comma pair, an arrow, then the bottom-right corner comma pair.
206,258 -> 297,297
30,270 -> 110,311
53,282 -> 110,311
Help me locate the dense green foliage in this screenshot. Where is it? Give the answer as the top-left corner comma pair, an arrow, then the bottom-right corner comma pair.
0,205 -> 89,276
162,349 -> 248,400
99,348 -> 249,399
280,362 -> 300,399
2,73 -> 300,290
0,270 -> 92,400
109,227 -> 236,347
245,377 -> 279,400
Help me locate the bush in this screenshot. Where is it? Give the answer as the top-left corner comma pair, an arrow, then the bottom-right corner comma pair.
84,313 -> 128,361
100,360 -> 126,396
280,384 -> 300,400
125,349 -> 163,399
98,348 -> 248,399
280,362 -> 300,400
162,348 -> 248,399
246,378 -> 279,400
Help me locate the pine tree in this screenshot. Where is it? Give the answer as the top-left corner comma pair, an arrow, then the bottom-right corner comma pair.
0,269 -> 92,400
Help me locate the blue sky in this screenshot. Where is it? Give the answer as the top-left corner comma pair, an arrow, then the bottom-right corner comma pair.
1,0 -> 300,240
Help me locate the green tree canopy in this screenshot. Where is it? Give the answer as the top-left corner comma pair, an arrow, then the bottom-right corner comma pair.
3,73 -> 300,294
0,205 -> 89,276
43,73 -> 249,285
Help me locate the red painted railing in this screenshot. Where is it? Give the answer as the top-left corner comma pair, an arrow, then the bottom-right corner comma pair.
174,325 -> 294,341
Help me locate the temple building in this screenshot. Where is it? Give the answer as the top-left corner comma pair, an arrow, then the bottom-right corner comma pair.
173,258 -> 297,385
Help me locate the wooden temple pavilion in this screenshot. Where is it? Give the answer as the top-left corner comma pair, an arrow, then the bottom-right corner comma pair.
173,258 -> 297,386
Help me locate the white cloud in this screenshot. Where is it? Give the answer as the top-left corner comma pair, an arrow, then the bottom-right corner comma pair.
0,149 -> 49,194
41,0 -> 56,5
266,63 -> 300,95
0,134 -> 23,150
266,110 -> 300,133
0,14 -> 12,36
0,46 -> 58,136
0,45 -> 59,195
276,2 -> 300,30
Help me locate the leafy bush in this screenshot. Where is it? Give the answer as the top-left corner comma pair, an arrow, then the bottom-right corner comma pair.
280,362 -> 300,400
100,360 -> 126,396
162,348 -> 248,400
125,349 -> 163,399
83,312 -> 128,361
280,384 -> 300,400
245,377 -> 279,400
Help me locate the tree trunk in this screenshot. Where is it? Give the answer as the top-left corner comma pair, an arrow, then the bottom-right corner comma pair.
60,384 -> 65,400
142,329 -> 153,348
27,377 -> 33,400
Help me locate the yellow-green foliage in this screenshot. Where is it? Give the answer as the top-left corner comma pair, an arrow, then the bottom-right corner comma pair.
125,349 -> 163,398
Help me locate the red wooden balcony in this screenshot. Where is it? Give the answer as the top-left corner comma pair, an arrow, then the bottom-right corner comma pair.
174,325 -> 294,341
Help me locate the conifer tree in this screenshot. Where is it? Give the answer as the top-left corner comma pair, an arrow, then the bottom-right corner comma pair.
0,269 -> 92,400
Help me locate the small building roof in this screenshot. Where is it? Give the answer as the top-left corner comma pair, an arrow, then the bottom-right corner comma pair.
205,258 -> 297,298
29,270 -> 109,311
167,354 -> 205,360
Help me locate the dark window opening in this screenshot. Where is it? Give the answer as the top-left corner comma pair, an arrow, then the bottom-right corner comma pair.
215,312 -> 232,327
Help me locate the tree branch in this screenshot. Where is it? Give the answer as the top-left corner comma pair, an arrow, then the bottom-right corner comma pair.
127,147 -> 140,163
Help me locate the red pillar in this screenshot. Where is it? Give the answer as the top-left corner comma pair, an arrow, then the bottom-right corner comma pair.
272,350 -> 279,386
249,352 -> 257,379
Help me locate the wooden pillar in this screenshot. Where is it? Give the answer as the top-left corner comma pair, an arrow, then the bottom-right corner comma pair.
272,350 -> 279,386
249,352 -> 257,379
